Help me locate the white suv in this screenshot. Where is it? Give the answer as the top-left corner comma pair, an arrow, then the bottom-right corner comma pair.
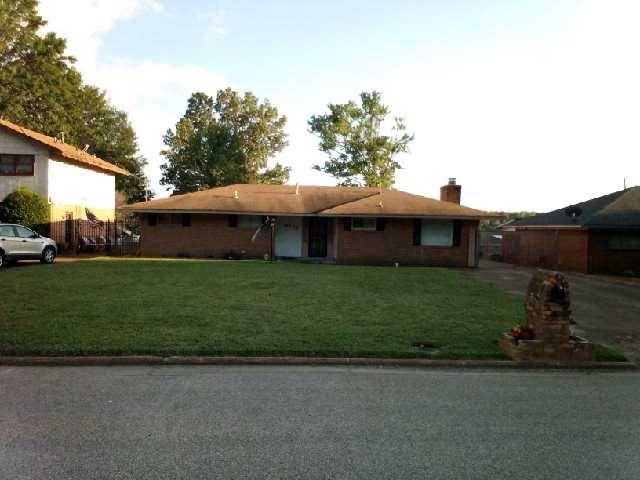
0,223 -> 57,268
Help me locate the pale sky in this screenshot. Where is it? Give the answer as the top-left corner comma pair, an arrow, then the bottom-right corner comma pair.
38,0 -> 640,212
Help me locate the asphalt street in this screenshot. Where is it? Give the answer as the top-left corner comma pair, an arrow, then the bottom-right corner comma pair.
1,365 -> 639,480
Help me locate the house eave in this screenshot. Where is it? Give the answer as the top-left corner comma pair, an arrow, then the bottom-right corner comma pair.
122,207 -> 488,220
502,224 -> 584,230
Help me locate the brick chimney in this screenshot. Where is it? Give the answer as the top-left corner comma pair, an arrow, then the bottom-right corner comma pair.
440,177 -> 461,204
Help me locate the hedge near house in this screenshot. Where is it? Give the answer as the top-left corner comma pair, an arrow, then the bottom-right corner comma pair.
0,188 -> 49,228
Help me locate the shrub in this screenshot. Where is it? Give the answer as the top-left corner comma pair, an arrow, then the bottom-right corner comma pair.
0,187 -> 49,228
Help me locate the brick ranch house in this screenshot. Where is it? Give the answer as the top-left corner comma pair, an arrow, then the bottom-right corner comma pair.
502,186 -> 640,274
125,179 -> 496,266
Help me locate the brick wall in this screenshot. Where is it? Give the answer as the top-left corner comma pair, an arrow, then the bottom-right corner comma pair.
557,230 -> 588,272
140,213 -> 271,258
587,230 -> 640,274
139,213 -> 477,267
335,218 -> 475,266
502,229 -> 588,272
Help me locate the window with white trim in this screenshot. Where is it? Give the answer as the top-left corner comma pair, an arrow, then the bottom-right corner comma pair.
420,219 -> 453,246
351,217 -> 377,231
237,215 -> 263,229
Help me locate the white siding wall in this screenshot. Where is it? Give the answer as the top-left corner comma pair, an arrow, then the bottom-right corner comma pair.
48,159 -> 115,211
0,129 -> 49,201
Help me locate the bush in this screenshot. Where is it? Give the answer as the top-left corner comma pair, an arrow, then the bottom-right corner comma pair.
0,188 -> 49,228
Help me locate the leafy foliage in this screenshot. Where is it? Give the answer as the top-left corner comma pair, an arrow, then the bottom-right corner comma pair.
0,0 -> 151,203
160,89 -> 290,194
0,187 -> 49,228
308,91 -> 414,188
480,211 -> 538,231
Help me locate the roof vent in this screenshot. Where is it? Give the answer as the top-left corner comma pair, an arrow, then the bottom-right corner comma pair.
564,205 -> 582,220
233,190 -> 239,199
448,177 -> 457,185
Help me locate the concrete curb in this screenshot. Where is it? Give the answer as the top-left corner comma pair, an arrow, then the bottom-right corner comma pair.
0,356 -> 636,369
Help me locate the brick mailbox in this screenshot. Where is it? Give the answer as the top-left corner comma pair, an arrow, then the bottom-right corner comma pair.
499,270 -> 595,362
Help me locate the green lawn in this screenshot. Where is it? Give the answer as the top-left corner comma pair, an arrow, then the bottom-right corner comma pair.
0,259 -> 625,360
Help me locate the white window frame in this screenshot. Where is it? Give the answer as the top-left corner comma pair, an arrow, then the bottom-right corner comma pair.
351,217 -> 377,231
420,219 -> 453,247
237,215 -> 263,229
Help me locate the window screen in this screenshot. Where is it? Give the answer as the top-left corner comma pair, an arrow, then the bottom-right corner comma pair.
420,220 -> 453,246
0,154 -> 34,175
607,233 -> 640,250
351,217 -> 377,231
237,215 -> 263,229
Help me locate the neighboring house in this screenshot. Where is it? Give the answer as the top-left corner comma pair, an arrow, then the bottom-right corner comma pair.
0,119 -> 128,244
502,187 -> 640,274
125,179 -> 495,267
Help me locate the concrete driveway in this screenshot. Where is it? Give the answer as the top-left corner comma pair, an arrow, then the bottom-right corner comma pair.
467,260 -> 640,363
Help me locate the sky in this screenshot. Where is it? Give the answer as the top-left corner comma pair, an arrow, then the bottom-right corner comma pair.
38,0 -> 640,212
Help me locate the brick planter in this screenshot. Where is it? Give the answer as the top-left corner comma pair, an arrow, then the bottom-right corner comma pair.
500,270 -> 595,362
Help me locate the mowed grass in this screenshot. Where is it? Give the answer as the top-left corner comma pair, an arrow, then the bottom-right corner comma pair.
0,259 -> 624,360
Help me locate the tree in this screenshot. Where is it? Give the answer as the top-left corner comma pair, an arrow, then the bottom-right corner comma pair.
73,86 -> 153,202
0,0 -> 151,203
0,187 -> 49,228
160,89 -> 290,194
0,0 -> 43,69
479,211 -> 538,231
308,91 -> 413,188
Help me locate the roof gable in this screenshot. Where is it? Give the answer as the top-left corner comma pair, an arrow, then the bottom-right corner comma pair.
0,118 -> 129,176
508,187 -> 640,229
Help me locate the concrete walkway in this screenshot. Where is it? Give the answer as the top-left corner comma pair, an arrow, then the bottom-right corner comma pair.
467,260 -> 640,363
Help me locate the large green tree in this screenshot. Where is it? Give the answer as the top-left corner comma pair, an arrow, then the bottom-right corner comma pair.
308,91 -> 413,188
0,0 -> 151,203
160,89 -> 290,194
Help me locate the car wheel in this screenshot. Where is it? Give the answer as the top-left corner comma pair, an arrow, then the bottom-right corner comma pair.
41,246 -> 56,264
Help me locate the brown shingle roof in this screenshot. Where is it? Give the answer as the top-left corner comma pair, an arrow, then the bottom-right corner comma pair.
125,184 -> 494,219
0,118 -> 129,176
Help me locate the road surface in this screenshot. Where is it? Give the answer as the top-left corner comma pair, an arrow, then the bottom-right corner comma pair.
1,365 -> 639,479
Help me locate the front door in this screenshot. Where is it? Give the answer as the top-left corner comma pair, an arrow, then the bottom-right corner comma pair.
275,217 -> 302,257
308,218 -> 328,257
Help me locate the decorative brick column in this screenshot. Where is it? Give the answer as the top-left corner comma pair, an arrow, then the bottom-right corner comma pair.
499,270 -> 595,362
